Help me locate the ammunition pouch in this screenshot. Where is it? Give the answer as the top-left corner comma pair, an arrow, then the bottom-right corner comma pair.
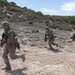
14,37 -> 20,50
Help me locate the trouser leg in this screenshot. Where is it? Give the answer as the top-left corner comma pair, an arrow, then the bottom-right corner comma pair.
2,45 -> 11,68
9,45 -> 16,59
9,45 -> 25,62
48,41 -> 53,49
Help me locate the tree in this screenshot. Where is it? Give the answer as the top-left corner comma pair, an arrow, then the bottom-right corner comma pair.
0,0 -> 7,2
10,2 -> 16,6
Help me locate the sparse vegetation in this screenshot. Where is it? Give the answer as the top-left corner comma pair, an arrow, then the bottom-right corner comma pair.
0,0 -> 75,30
10,2 -> 17,6
28,21 -> 33,24
64,16 -> 75,25
32,29 -> 39,33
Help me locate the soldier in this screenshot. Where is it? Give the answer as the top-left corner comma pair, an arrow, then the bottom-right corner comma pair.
45,27 -> 58,49
71,34 -> 75,41
71,27 -> 75,41
1,21 -> 25,71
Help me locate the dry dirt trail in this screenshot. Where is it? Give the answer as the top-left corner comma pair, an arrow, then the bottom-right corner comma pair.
0,22 -> 75,75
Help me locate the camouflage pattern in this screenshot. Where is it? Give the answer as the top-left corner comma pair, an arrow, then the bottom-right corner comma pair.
2,28 -> 23,69
71,28 -> 75,41
2,21 -> 9,26
45,29 -> 58,49
2,28 -> 15,68
71,33 -> 75,41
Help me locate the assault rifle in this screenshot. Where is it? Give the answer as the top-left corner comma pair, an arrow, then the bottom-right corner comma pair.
44,33 -> 48,42
0,33 -> 5,47
0,39 -> 3,47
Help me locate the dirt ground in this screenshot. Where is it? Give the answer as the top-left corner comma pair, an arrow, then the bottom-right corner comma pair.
0,22 -> 75,75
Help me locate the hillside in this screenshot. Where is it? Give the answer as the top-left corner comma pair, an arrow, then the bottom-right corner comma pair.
0,1 -> 75,75
0,22 -> 75,75
0,0 -> 75,30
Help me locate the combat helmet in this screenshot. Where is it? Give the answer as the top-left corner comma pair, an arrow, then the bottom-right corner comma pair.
45,26 -> 49,30
2,21 -> 10,26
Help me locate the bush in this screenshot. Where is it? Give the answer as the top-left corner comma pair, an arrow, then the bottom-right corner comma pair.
10,2 -> 16,6
64,16 -> 75,25
32,29 -> 39,33
28,21 -> 33,24
8,6 -> 22,12
23,7 -> 27,10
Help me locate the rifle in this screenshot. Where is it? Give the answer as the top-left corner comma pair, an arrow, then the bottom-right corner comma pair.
44,33 -> 48,42
0,33 -> 5,47
0,39 -> 3,47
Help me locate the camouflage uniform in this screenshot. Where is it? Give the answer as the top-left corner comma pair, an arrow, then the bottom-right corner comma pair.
71,33 -> 75,41
1,21 -> 25,71
71,28 -> 75,41
45,28 -> 58,49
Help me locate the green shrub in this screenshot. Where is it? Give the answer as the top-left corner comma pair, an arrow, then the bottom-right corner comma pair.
32,29 -> 39,33
64,16 -> 75,25
10,2 -> 16,6
28,21 -> 33,24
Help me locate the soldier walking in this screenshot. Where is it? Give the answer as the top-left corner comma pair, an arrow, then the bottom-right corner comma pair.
45,27 -> 58,49
71,27 -> 75,41
1,21 -> 25,71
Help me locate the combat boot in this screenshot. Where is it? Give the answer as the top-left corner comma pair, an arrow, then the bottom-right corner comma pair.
2,62 -> 11,71
2,66 -> 11,71
21,54 -> 25,62
56,44 -> 58,47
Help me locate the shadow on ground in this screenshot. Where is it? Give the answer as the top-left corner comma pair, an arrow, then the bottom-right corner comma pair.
7,67 -> 28,75
48,48 -> 62,53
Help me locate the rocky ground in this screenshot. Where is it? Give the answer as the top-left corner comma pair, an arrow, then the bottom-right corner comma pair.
0,22 -> 75,75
